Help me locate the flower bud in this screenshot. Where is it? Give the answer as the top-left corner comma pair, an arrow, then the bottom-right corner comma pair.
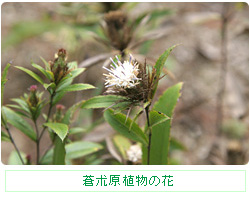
29,85 -> 37,92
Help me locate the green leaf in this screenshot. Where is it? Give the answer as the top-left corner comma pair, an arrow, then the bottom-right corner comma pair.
69,127 -> 87,135
56,77 -> 73,92
81,95 -> 127,109
43,83 -> 56,90
8,151 -> 27,165
149,110 -> 170,128
67,61 -> 78,70
62,100 -> 84,125
104,109 -> 148,146
62,83 -> 95,92
113,135 -> 132,160
143,82 -> 183,165
66,141 -> 103,160
43,122 -> 68,141
70,68 -> 86,78
53,136 -> 66,165
15,66 -> 44,85
152,45 -> 177,97
32,63 -> 50,79
52,91 -> 65,106
1,63 -> 11,105
2,107 -> 36,141
170,137 -> 186,151
1,131 -> 10,142
40,141 -> 103,164
11,98 -> 30,114
40,56 -> 50,70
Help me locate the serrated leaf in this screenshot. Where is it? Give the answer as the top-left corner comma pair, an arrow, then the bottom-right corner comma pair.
143,82 -> 183,165
149,110 -> 170,128
15,66 -> 44,85
2,107 -> 36,141
104,109 -> 148,146
152,45 -> 177,97
62,83 -> 95,92
1,131 -> 10,142
70,68 -> 86,78
11,98 -> 30,114
81,95 -> 128,109
56,77 -> 73,92
43,122 -> 68,141
32,63 -> 50,79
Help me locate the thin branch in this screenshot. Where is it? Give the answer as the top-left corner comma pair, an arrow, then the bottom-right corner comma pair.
145,105 -> 152,165
5,127 -> 25,165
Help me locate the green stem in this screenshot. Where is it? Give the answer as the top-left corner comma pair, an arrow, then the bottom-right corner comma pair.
5,127 -> 25,165
145,106 -> 152,165
34,121 -> 40,165
39,92 -> 55,141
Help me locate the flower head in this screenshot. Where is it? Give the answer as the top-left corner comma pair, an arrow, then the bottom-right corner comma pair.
126,144 -> 142,163
103,54 -> 141,89
29,85 -> 38,92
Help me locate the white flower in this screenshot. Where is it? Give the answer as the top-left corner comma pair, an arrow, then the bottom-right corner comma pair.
126,144 -> 142,163
103,54 -> 141,89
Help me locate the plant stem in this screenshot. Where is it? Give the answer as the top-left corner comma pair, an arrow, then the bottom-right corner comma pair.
145,106 -> 152,165
39,143 -> 53,164
39,92 -> 55,141
5,127 -> 25,165
34,121 -> 40,165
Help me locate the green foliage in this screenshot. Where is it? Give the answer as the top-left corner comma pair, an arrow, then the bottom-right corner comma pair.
81,95 -> 128,109
68,127 -> 87,135
41,141 -> 103,164
43,122 -> 68,141
1,131 -> 10,142
113,134 -> 132,161
61,83 -> 95,92
152,45 -> 177,98
66,141 -> 103,160
2,21 -> 62,49
2,107 -> 36,141
143,82 -> 183,165
170,137 -> 186,151
53,136 -> 66,165
8,151 -> 27,165
62,101 -> 84,125
1,63 -> 11,105
104,109 -> 148,146
222,119 -> 247,139
15,66 -> 44,85
149,110 -> 170,128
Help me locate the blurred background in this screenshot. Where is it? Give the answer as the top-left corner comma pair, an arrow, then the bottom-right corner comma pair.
1,2 -> 249,165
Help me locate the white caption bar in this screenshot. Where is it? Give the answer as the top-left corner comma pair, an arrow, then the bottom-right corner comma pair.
5,170 -> 246,192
